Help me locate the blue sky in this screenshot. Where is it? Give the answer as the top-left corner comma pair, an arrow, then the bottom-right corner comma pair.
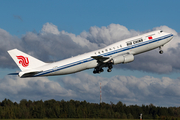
1,0 -> 180,35
0,0 -> 180,107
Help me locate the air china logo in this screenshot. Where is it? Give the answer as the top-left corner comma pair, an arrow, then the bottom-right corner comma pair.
16,56 -> 29,67
148,36 -> 153,40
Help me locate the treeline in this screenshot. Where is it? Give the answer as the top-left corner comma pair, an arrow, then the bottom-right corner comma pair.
0,98 -> 180,119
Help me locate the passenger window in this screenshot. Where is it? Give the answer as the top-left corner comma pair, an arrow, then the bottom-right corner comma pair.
120,45 -> 122,47
133,38 -> 143,44
127,41 -> 132,46
98,51 -> 100,54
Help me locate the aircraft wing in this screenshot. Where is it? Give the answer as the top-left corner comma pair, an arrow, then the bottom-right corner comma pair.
91,56 -> 111,63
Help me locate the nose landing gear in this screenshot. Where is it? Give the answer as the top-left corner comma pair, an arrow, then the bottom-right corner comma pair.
159,46 -> 163,54
159,50 -> 163,54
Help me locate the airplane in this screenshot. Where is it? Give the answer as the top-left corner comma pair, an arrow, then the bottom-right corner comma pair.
8,30 -> 173,78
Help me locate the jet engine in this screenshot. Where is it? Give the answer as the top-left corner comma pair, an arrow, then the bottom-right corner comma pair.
112,54 -> 134,65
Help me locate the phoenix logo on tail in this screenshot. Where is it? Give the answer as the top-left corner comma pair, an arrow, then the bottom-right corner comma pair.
16,56 -> 29,67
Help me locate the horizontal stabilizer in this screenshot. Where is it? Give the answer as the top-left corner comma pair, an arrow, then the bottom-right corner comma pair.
8,73 -> 19,75
19,70 -> 43,78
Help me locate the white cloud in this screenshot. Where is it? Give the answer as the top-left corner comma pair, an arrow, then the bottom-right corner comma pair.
52,73 -> 178,106
0,75 -> 75,102
41,23 -> 60,35
80,24 -> 139,47
1,72 -> 180,106
41,23 -> 98,49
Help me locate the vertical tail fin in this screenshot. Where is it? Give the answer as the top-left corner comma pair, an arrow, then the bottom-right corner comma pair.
8,49 -> 46,71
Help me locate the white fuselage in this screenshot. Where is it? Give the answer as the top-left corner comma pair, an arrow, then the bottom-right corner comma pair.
33,30 -> 173,77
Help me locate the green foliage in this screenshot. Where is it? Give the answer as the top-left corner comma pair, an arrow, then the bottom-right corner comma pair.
0,98 -> 180,119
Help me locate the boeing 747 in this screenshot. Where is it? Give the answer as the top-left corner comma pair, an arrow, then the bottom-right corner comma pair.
8,30 -> 173,78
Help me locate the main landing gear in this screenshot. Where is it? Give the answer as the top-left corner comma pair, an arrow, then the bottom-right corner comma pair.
93,64 -> 113,74
159,46 -> 163,54
107,64 -> 113,72
93,68 -> 104,74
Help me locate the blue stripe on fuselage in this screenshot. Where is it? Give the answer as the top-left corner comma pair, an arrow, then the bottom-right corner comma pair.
34,34 -> 173,77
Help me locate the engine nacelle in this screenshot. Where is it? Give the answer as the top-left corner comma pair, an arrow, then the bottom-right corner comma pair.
112,54 -> 134,65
